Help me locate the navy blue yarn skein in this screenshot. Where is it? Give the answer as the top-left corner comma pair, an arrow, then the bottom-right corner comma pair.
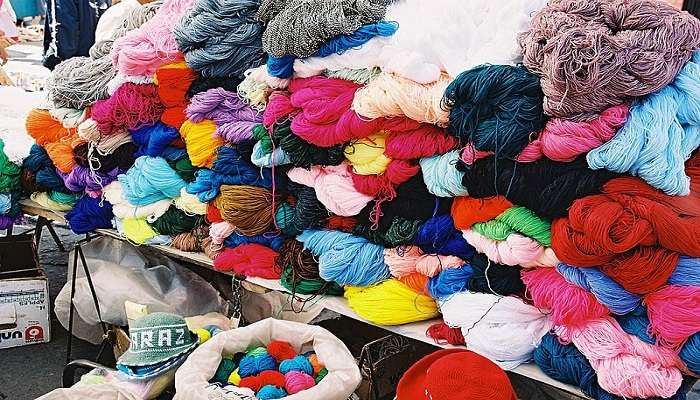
131,122 -> 180,157
66,196 -> 114,234
414,215 -> 475,260
23,145 -> 72,193
468,253 -> 525,296
443,64 -> 546,158
224,232 -> 284,251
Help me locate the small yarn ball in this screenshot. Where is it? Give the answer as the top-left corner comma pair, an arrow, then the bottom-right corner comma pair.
279,355 -> 314,375
315,368 -> 328,384
238,354 -> 277,378
228,368 -> 242,386
212,358 -> 236,383
307,354 -> 325,375
192,328 -> 211,344
247,346 -> 270,357
284,371 -> 316,395
257,385 -> 287,400
204,324 -> 224,337
267,340 -> 298,362
240,370 -> 286,392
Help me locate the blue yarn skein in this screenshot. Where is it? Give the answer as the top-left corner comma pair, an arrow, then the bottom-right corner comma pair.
298,230 -> 390,286
161,146 -> 188,162
237,354 -> 276,378
414,215 -> 475,260
443,65 -> 546,158
556,264 -> 641,315
117,156 -> 186,206
251,141 -> 291,167
224,232 -> 284,251
23,144 -> 71,193
131,122 -> 180,157
257,385 -> 287,400
267,21 -> 398,78
427,265 -> 473,299
587,51 -> 700,196
279,355 -> 313,375
419,150 -> 469,197
66,196 -> 114,234
668,257 -> 700,286
0,193 -> 12,215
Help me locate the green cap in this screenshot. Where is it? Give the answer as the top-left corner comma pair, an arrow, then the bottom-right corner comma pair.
118,312 -> 199,367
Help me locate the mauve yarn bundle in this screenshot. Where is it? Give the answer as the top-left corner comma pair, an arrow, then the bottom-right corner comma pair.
19,0 -> 700,398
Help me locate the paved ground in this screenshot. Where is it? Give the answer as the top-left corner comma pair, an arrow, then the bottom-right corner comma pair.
0,222 -> 103,400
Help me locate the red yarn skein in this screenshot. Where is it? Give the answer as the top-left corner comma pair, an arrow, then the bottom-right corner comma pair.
451,196 -> 513,230
267,340 -> 297,363
239,370 -> 286,392
426,322 -> 466,346
213,244 -> 280,279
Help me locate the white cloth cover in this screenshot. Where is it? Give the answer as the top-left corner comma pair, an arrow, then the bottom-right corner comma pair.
175,318 -> 362,400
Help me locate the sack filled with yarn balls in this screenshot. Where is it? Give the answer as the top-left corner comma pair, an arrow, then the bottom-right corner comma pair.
298,229 -> 390,287
25,109 -> 77,146
111,0 -> 196,76
344,279 -> 439,325
554,316 -> 685,399
175,318 -> 361,400
414,214 -> 475,260
587,51 -> 700,196
66,196 -> 114,234
91,83 -> 165,135
442,64 -> 545,159
213,244 -> 280,279
214,185 -> 280,236
186,88 -> 263,143
439,291 -> 552,370
552,170 -> 700,294
519,0 -> 700,118
117,156 -> 187,206
458,155 -> 618,219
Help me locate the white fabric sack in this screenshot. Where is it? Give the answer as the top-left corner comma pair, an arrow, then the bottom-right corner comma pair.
175,318 -> 361,400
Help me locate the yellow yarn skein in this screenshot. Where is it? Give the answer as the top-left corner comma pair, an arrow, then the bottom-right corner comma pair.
344,132 -> 391,175
344,279 -> 439,325
179,119 -> 223,168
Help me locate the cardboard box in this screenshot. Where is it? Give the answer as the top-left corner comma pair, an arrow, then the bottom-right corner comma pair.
0,233 -> 51,349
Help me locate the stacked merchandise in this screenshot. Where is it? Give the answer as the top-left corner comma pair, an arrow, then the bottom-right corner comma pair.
22,0 -> 700,398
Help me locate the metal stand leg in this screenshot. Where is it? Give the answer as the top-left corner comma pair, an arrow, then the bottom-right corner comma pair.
35,216 -> 65,252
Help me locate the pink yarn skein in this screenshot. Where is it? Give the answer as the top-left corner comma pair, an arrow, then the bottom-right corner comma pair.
645,285 -> 700,351
209,221 -> 235,246
462,229 -> 559,267
521,267 -> 609,327
111,0 -> 195,76
555,316 -> 685,399
384,246 -> 464,278
91,83 -> 164,135
284,371 -> 315,395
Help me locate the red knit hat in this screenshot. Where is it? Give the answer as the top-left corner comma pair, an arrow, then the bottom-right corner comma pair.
396,349 -> 517,400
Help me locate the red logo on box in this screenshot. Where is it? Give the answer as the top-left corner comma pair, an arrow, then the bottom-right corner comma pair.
25,325 -> 44,342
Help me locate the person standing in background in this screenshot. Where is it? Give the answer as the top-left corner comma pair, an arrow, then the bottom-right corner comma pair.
42,0 -> 110,69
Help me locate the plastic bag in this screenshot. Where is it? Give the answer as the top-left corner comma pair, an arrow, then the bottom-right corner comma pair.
55,236 -> 227,340
175,318 -> 362,400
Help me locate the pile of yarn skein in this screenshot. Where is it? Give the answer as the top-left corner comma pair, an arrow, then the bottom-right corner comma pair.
18,0 -> 700,398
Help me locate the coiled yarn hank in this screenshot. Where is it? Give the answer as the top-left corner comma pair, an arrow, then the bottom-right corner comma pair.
215,185 -> 279,236
552,171 -> 700,294
174,188 -> 207,215
587,52 -> 700,196
384,125 -> 457,161
298,229 -> 390,287
64,165 -> 121,193
260,122 -> 345,168
344,279 -> 439,325
73,142 -> 136,173
103,180 -> 171,220
155,62 -> 197,129
556,264 -> 641,316
522,267 -> 610,327
120,217 -> 161,244
111,0 -> 196,76
554,316 -> 685,399
257,0 -> 390,58
519,0 -> 700,118
179,119 -> 224,168
468,253 -> 525,296
344,133 -> 391,175
353,72 -> 450,126
30,192 -> 80,212
384,246 -> 463,278
47,55 -> 116,109
25,109 -> 76,146
439,290 -> 552,370
174,0 -> 264,78
287,163 -> 374,217
518,104 -> 629,163
275,183 -> 329,236
644,285 -> 700,351
451,196 -> 512,230
459,156 -> 618,219
352,216 -> 421,248
131,122 -> 180,157
427,266 -> 472,299
65,196 -> 114,234
214,244 -> 281,279
149,206 -> 204,235
117,156 -> 186,206
462,229 -> 558,268
442,64 -> 545,159
419,151 -> 469,198
472,207 -> 551,247
413,214 -> 474,260
91,83 -> 165,135
187,88 -> 263,143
